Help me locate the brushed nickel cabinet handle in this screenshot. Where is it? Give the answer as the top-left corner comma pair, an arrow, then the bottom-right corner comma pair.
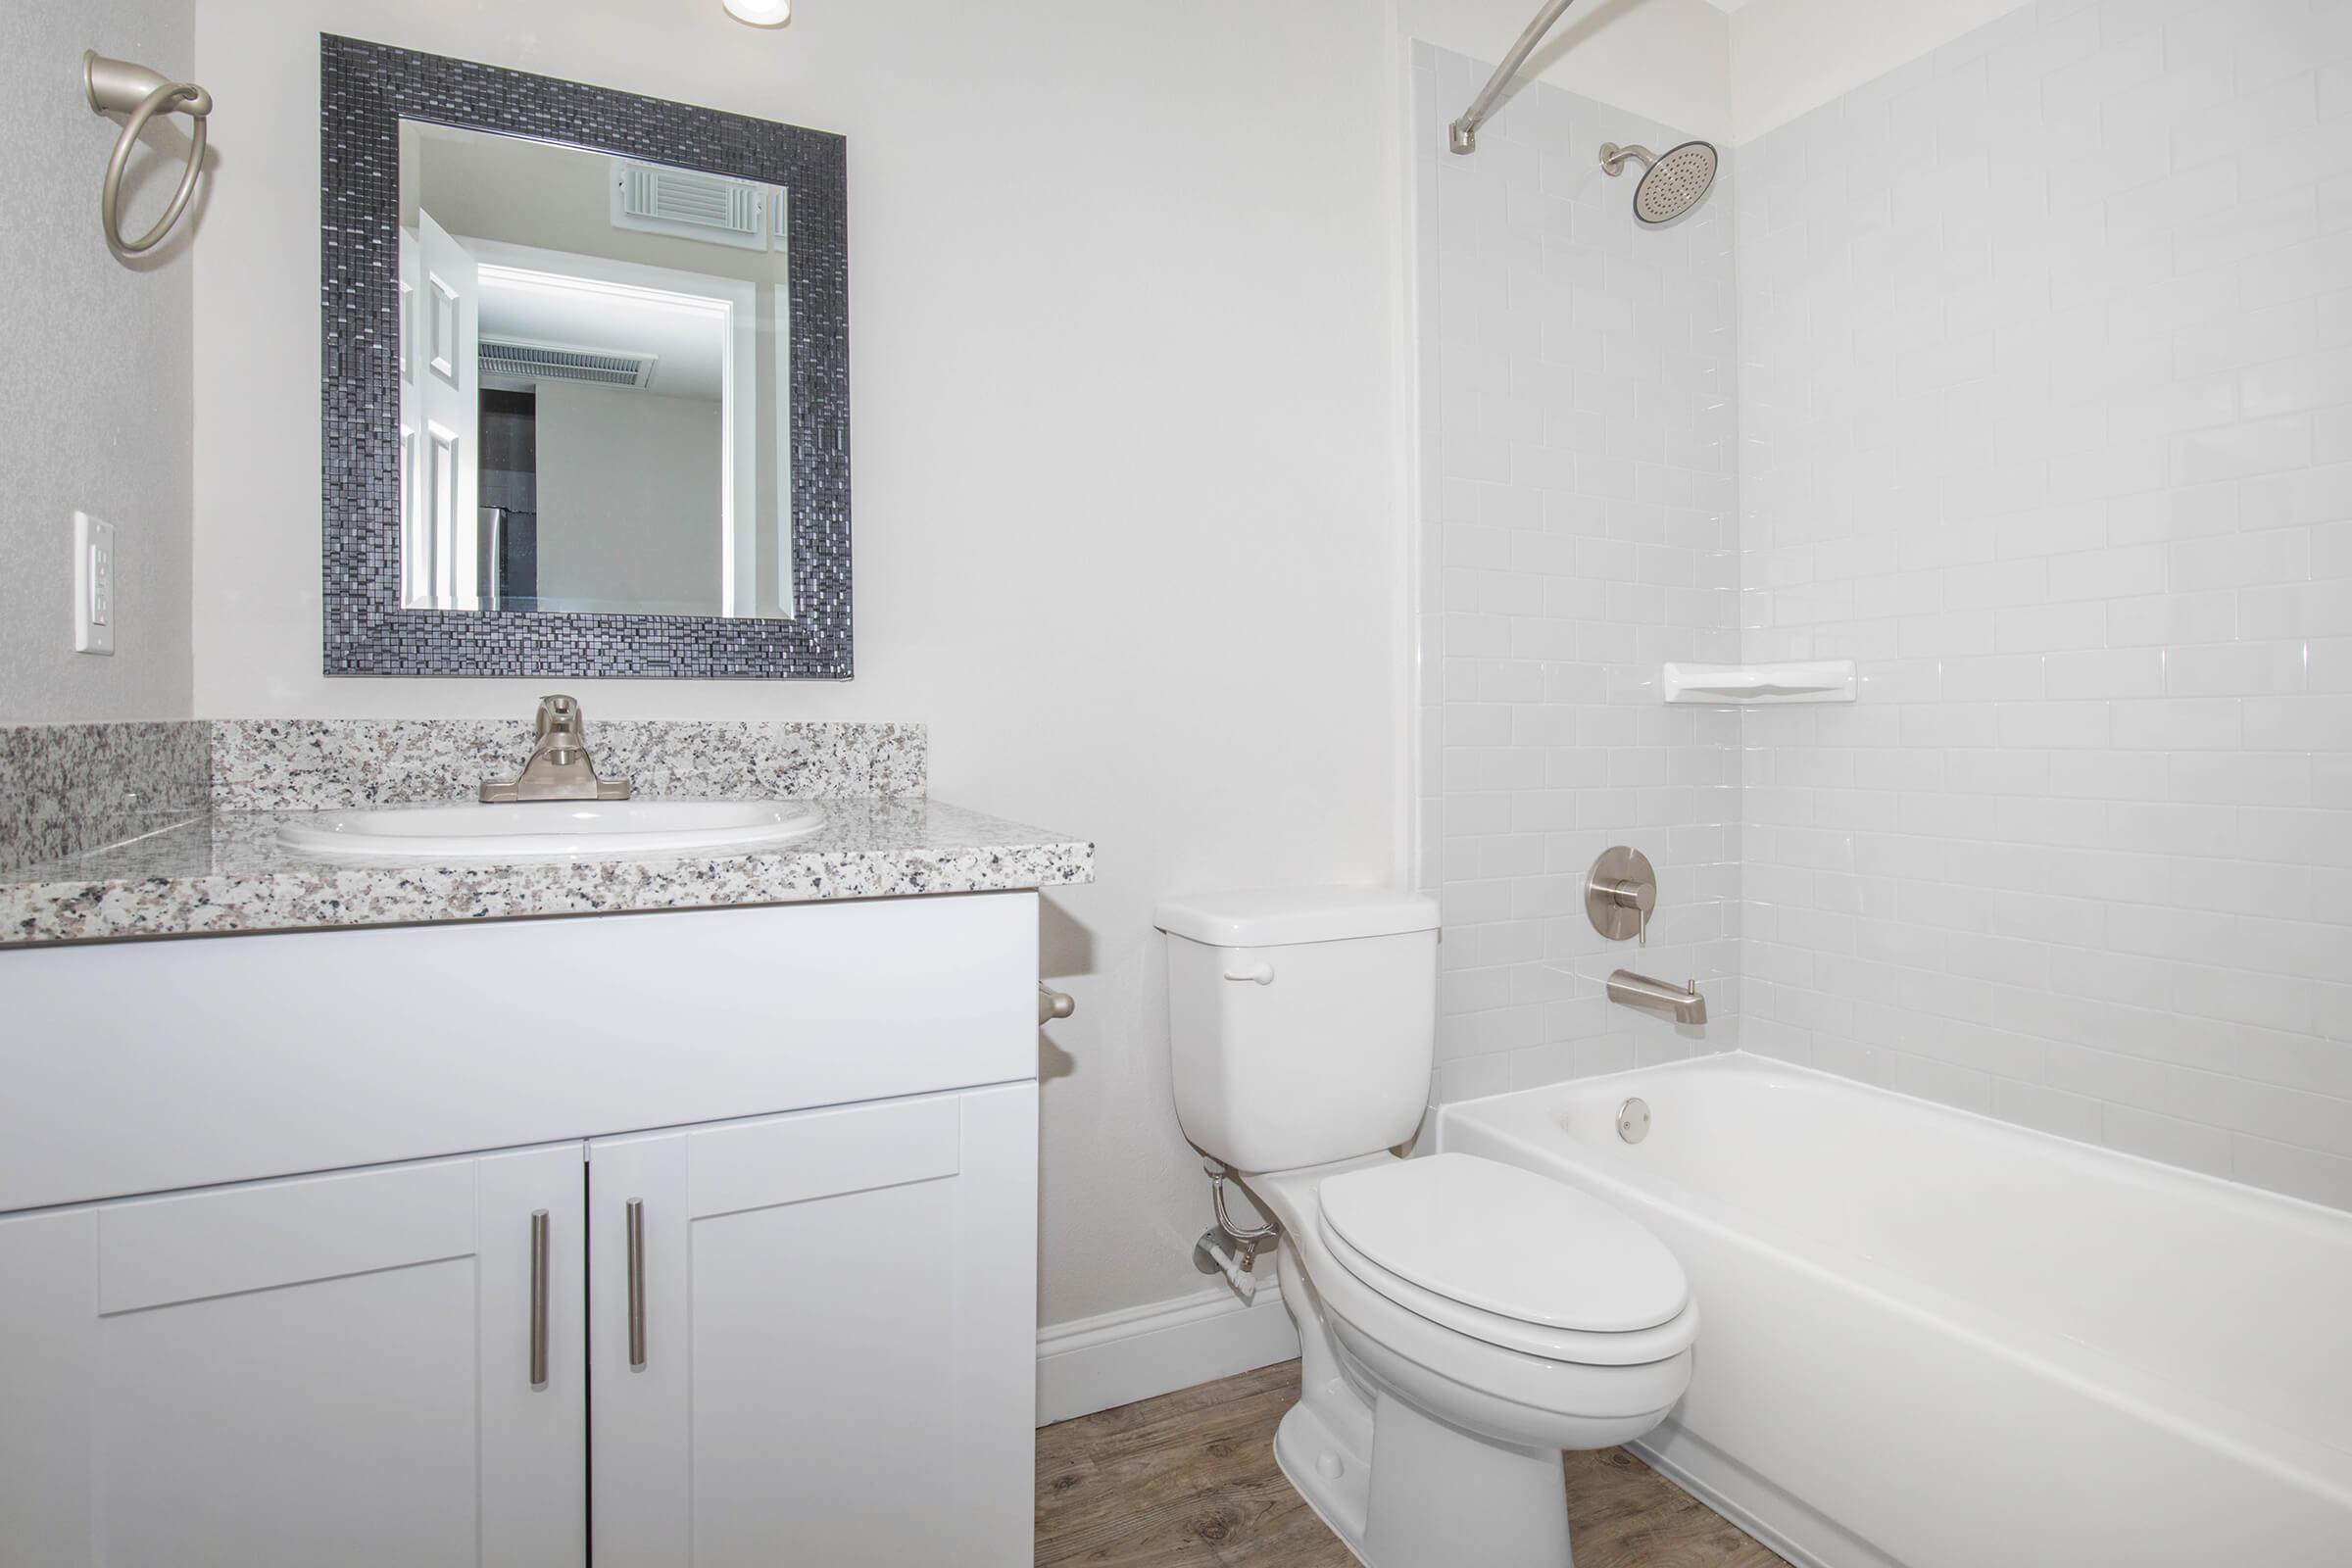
626,1198 -> 647,1369
528,1208 -> 551,1389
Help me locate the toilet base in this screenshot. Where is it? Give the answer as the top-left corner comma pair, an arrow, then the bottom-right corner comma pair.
1362,1393 -> 1576,1568
1273,1266 -> 1579,1568
1275,1387 -> 1578,1568
1273,1398 -> 1371,1559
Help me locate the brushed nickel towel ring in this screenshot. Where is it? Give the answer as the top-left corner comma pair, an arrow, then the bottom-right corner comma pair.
84,50 -> 212,258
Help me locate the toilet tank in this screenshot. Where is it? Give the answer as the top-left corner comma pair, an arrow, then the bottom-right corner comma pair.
1154,888 -> 1441,1174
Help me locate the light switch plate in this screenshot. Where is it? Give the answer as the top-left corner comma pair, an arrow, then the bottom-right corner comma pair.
74,511 -> 116,656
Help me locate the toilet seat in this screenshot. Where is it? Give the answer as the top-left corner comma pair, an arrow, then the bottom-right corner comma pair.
1315,1153 -> 1696,1366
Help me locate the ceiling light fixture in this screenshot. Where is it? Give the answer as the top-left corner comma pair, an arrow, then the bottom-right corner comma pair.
722,0 -> 792,25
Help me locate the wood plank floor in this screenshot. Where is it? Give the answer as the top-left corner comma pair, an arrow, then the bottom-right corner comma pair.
1036,1360 -> 1788,1567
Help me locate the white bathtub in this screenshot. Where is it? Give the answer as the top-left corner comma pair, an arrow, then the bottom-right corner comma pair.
1438,1053 -> 2352,1568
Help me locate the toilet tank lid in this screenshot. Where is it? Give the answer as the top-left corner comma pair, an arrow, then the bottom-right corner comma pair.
1154,887 -> 1439,947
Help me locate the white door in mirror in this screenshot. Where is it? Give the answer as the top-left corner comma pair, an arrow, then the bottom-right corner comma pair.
413,209 -> 481,612
277,800 -> 825,861
74,512 -> 116,656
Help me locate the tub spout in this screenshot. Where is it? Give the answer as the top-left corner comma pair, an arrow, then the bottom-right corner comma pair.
1608,969 -> 1707,1025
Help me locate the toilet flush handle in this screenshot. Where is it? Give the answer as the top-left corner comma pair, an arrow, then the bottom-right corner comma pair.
1221,958 -> 1276,985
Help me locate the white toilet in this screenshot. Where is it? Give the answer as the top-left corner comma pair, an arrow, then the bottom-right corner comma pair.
1155,887 -> 1697,1568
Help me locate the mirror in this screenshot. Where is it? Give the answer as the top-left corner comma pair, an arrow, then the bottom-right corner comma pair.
398,123 -> 791,619
319,35 -> 852,680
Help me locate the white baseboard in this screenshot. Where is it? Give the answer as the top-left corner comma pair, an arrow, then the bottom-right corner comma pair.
1035,1279 -> 1299,1426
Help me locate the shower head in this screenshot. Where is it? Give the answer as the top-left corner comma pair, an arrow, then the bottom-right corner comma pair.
1599,139 -> 1719,225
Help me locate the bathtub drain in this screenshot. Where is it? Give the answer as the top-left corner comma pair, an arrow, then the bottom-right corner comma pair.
1617,1098 -> 1651,1143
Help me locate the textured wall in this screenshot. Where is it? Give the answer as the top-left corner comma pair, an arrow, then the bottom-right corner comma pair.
1414,43 -> 1743,1105
0,0 -> 195,722
1735,0 -> 2352,1207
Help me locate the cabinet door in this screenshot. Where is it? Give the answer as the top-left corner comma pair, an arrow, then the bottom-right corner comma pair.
0,1144 -> 587,1568
589,1083 -> 1037,1567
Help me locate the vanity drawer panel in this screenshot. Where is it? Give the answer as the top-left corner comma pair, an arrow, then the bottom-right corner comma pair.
0,891 -> 1038,1213
686,1094 -> 962,1220
98,1157 -> 479,1315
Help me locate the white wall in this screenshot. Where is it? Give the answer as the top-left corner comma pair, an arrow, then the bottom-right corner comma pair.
0,0 -> 195,723
1727,0 -> 2035,142
532,382 -> 723,614
1413,44 -> 1743,1105
1395,0 -> 2054,155
1735,0 -> 2352,1207
1403,0 -> 1735,144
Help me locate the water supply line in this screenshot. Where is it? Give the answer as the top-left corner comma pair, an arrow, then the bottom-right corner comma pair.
1449,0 -> 1581,154
1193,1158 -> 1279,1303
1195,1231 -> 1262,1301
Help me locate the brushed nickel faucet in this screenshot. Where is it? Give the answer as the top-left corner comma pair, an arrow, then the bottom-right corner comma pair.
1607,969 -> 1708,1026
1586,845 -> 1704,1022
479,696 -> 633,804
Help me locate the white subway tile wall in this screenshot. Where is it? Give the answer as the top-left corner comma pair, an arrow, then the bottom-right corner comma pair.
1736,0 -> 2352,1208
1413,45 -> 1744,1104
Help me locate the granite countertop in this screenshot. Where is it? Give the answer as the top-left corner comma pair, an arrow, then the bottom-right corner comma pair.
0,798 -> 1096,947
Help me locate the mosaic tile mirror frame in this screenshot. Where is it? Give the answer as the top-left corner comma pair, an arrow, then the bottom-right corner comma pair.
318,34 -> 852,678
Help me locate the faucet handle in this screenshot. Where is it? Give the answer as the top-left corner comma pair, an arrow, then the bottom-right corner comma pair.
534,695 -> 582,740
1586,847 -> 1658,944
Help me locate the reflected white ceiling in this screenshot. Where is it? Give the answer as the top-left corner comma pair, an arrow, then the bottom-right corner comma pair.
476,272 -> 726,402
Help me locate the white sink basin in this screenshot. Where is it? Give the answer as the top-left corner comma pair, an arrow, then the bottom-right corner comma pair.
277,799 -> 826,861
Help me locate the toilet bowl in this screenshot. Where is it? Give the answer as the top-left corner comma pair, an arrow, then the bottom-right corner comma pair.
1247,1153 -> 1694,1568
1153,888 -> 1699,1568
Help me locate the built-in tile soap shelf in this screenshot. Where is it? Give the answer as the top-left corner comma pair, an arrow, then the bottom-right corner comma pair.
1661,662 -> 1856,705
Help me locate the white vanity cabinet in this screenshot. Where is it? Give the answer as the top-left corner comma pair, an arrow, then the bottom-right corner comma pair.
0,894 -> 1043,1568
589,1086 -> 1037,1565
0,1144 -> 590,1568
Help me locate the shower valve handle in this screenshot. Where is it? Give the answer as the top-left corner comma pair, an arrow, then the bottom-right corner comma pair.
1586,847 -> 1659,946
1606,876 -> 1656,946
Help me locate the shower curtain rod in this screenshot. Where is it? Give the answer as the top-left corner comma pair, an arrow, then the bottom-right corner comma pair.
1448,0 -> 1580,155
